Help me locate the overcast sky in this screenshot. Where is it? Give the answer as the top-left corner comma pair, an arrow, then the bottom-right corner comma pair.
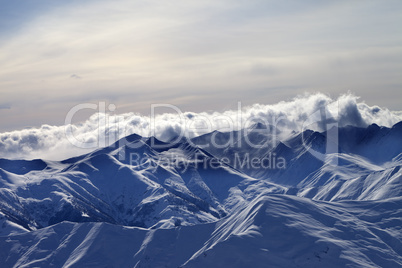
0,0 -> 401,132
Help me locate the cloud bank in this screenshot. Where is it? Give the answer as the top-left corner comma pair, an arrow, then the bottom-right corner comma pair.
0,93 -> 401,161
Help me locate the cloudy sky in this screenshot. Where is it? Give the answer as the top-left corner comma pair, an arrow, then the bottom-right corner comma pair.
0,0 -> 401,132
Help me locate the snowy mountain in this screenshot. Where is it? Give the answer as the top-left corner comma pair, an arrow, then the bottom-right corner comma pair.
0,122 -> 401,267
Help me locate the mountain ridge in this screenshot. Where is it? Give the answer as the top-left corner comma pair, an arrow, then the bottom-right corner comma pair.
0,121 -> 401,267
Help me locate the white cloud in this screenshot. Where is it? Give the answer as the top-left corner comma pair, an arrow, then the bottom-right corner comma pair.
0,93 -> 401,160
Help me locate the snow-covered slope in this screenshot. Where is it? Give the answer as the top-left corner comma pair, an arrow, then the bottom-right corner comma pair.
1,194 -> 401,267
0,135 -> 285,233
0,122 -> 401,267
185,194 -> 402,268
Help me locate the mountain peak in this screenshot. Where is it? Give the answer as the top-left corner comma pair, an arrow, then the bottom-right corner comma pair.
250,122 -> 267,129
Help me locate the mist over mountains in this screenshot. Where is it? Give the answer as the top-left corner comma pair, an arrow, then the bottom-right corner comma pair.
1,93 -> 401,160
